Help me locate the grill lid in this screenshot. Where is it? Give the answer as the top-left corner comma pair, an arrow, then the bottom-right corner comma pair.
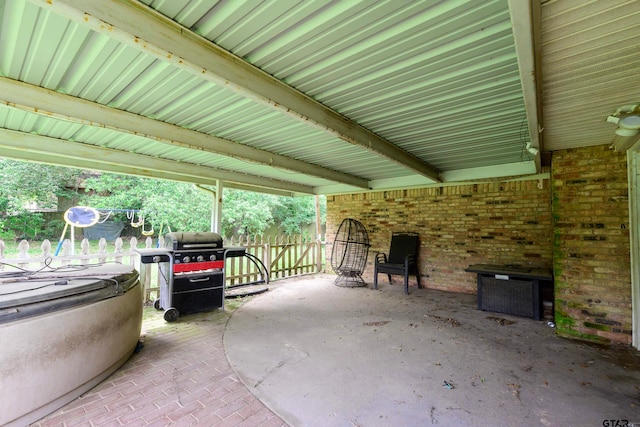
165,232 -> 223,250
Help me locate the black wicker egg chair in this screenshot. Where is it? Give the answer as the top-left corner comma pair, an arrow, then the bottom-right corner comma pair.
330,218 -> 370,287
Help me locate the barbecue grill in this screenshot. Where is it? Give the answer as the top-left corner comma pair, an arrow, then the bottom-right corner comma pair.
139,232 -> 244,322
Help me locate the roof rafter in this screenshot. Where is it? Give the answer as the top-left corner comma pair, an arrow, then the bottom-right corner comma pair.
32,0 -> 441,183
0,76 -> 368,189
508,0 -> 542,172
0,128 -> 315,194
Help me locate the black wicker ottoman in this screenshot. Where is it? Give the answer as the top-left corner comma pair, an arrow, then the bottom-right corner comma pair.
465,264 -> 553,320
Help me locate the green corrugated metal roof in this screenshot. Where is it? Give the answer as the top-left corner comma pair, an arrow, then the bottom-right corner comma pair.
3,0 -> 634,194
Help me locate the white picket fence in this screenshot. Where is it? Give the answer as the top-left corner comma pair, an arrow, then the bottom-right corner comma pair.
0,234 -> 325,302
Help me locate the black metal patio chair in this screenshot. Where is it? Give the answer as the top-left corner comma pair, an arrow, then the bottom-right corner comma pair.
374,232 -> 421,294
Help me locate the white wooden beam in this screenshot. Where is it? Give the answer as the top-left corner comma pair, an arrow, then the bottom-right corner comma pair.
0,76 -> 369,189
1,145 -> 301,196
30,0 -> 441,183
508,0 -> 543,172
0,128 -> 314,194
214,181 -> 223,234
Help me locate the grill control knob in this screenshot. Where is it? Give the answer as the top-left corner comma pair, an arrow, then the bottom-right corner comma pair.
209,254 -> 217,261
182,256 -> 191,263
197,255 -> 204,262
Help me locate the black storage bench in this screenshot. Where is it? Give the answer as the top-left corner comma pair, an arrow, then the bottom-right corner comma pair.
465,264 -> 553,320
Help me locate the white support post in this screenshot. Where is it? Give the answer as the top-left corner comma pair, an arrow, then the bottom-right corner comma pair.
315,195 -> 323,272
213,180 -> 223,234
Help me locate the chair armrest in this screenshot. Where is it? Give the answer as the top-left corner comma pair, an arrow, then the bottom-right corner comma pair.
405,254 -> 415,267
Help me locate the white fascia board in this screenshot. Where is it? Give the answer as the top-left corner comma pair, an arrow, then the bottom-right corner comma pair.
319,162 -> 538,195
440,162 -> 537,182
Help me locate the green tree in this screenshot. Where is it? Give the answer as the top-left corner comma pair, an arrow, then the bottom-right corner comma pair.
220,190 -> 276,237
0,160 -> 79,213
271,195 -> 325,235
0,160 -> 80,239
81,174 -> 212,233
0,159 -> 325,240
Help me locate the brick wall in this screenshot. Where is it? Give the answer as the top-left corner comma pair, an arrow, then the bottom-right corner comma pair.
327,178 -> 553,294
326,144 -> 634,346
552,145 -> 632,345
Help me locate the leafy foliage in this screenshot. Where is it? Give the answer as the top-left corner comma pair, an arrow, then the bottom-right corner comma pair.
221,190 -> 276,237
82,174 -> 212,233
0,160 -> 325,240
0,160 -> 78,213
81,174 -> 324,237
0,160 -> 79,239
2,212 -> 45,240
272,195 -> 325,235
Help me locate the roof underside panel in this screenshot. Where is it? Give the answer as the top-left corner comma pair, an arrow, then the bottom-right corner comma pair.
0,0 -> 411,183
144,0 -> 531,172
541,0 -> 640,151
0,103 -> 337,189
0,0 -> 546,195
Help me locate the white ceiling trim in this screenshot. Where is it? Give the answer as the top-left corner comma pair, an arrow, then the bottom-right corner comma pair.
0,128 -> 314,193
319,162 -> 540,194
31,0 -> 442,183
0,76 -> 369,189
508,0 -> 543,172
441,161 -> 537,182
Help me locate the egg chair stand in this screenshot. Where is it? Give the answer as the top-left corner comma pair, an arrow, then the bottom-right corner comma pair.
330,219 -> 370,287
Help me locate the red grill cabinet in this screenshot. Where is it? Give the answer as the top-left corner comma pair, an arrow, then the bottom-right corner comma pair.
139,232 -> 245,322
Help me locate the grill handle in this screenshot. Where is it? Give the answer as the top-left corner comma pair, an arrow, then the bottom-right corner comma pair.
189,277 -> 212,283
181,243 -> 221,249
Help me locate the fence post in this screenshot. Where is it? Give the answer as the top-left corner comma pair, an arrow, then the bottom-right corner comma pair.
98,238 -> 107,264
316,236 -> 323,273
286,235 -> 292,277
250,235 -> 258,283
129,237 -> 138,267
114,237 -> 123,264
156,236 -> 165,295
60,239 -> 72,265
41,240 -> 52,268
80,239 -> 91,266
263,236 -> 272,280
17,240 -> 29,269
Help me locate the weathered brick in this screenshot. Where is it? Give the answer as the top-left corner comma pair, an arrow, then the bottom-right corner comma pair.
327,178 -> 552,295
552,145 -> 631,345
327,144 -> 632,346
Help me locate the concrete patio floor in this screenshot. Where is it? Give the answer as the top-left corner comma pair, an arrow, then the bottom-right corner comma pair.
31,274 -> 640,426
225,274 -> 640,427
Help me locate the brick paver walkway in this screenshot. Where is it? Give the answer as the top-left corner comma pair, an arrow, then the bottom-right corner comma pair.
31,306 -> 287,427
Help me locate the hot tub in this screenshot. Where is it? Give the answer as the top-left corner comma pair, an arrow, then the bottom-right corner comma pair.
0,264 -> 143,427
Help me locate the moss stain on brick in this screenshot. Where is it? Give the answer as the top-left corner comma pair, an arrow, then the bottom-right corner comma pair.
326,146 -> 632,346
583,321 -> 610,332
549,146 -> 632,346
554,310 -> 575,329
